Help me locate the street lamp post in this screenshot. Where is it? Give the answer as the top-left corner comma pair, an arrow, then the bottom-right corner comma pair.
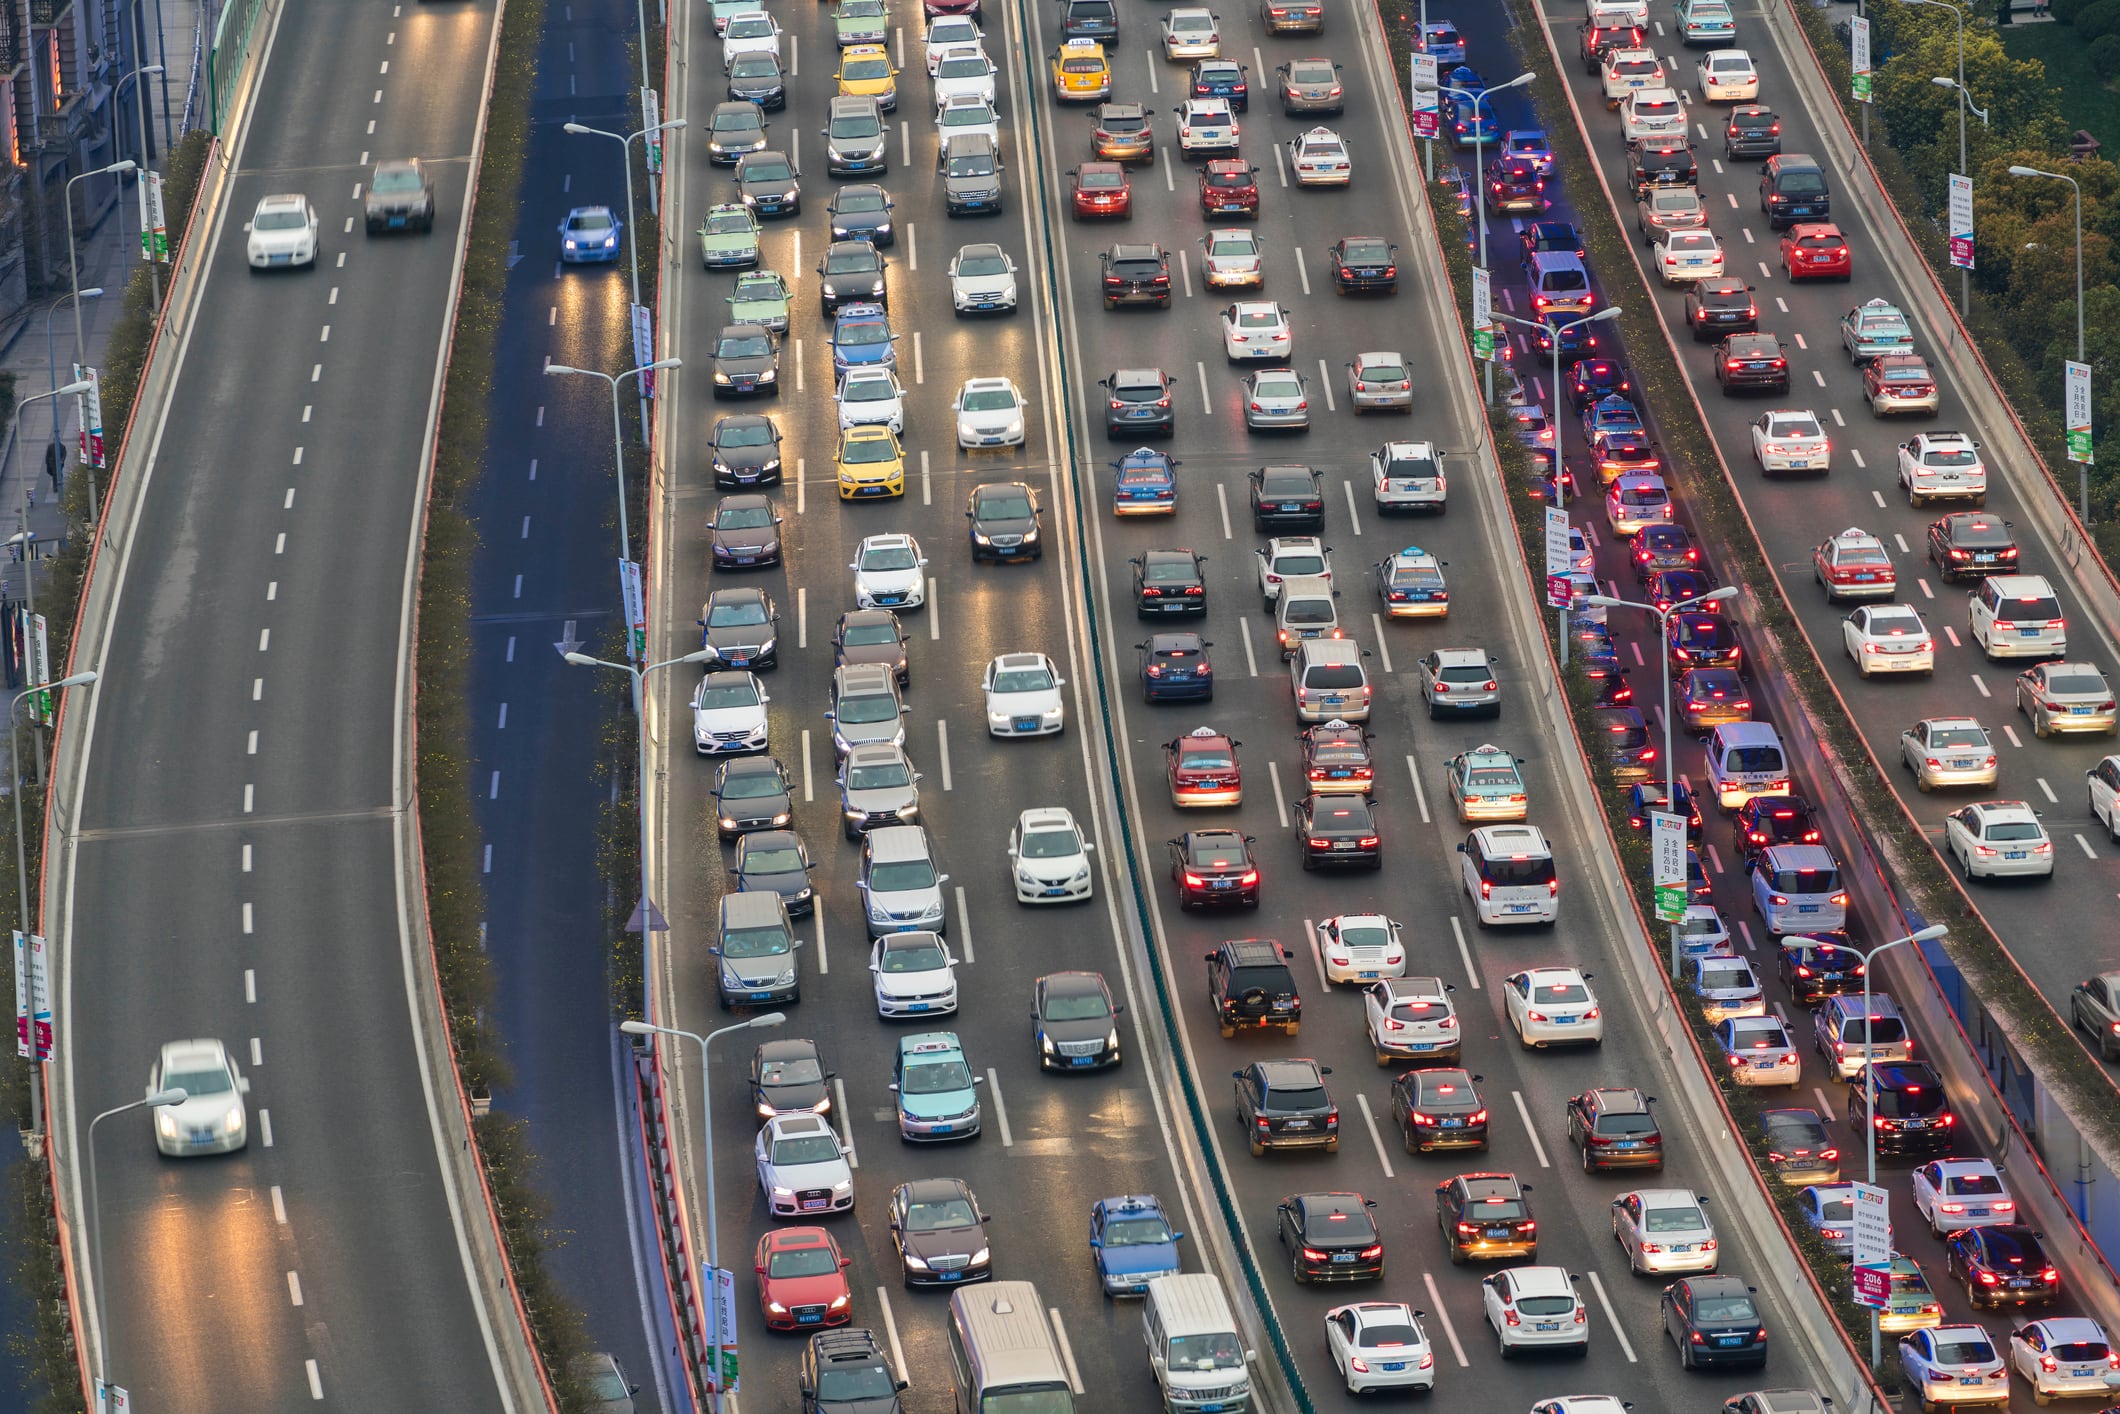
560,119 -> 688,317
622,1014 -> 786,1413
10,671 -> 96,937
1439,71 -> 1534,403
1583,586 -> 1739,971
1495,306 -> 1623,664
1905,0 -> 1970,313
2007,164 -> 2090,521
89,1087 -> 188,1406
65,161 -> 136,365
44,289 -> 102,489
117,64 -> 167,306
10,381 -> 95,550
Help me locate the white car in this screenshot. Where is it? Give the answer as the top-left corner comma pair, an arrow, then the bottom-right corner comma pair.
1161,7 -> 1221,58
1533,1401 -> 1631,1414
2009,1318 -> 2120,1405
246,193 -> 319,268
1897,431 -> 1987,507
983,651 -> 1065,736
1689,952 -> 1765,1023
1713,1014 -> 1801,1087
1900,1325 -> 2009,1409
1621,87 -> 1685,143
1326,1302 -> 1435,1394
1750,409 -> 1831,473
1944,800 -> 2054,880
692,671 -> 771,754
1317,914 -> 1403,984
1912,1158 -> 2016,1236
1696,48 -> 1759,101
1371,440 -> 1446,512
1257,535 -> 1331,602
1221,300 -> 1292,361
1363,976 -> 1459,1064
1610,1189 -> 1718,1275
1843,603 -> 1935,677
1606,472 -> 1673,535
1654,228 -> 1725,285
1901,717 -> 2000,791
1008,805 -> 1096,903
148,1038 -> 251,1156
953,375 -> 1027,447
852,533 -> 928,609
1673,903 -> 1732,957
2090,754 -> 2120,839
1243,368 -> 1309,430
721,10 -> 783,66
869,930 -> 960,1017
754,1113 -> 855,1216
1176,98 -> 1239,156
949,242 -> 1018,313
1201,228 -> 1264,288
1503,967 -> 1604,1049
836,368 -> 907,432
1287,126 -> 1352,185
924,15 -> 984,73
1482,1266 -> 1588,1356
931,44 -> 998,105
935,93 -> 1002,146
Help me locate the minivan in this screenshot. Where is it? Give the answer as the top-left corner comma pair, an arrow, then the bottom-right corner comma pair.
1703,721 -> 1790,812
827,662 -> 910,758
1143,1274 -> 1256,1413
1747,842 -> 1848,934
1457,824 -> 1559,927
1289,640 -> 1372,721
1274,575 -> 1342,658
1528,249 -> 1595,315
860,825 -> 951,938
948,1282 -> 1076,1414
942,132 -> 1005,216
1813,992 -> 1913,1080
714,891 -> 803,1008
823,95 -> 889,176
1968,574 -> 2067,660
1759,153 -> 1830,228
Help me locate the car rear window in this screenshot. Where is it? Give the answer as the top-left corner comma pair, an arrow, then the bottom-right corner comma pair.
1996,596 -> 2062,621
1267,1085 -> 1328,1110
1875,1085 -> 1944,1118
1594,1112 -> 1655,1135
1775,170 -> 1826,194
1837,1016 -> 1906,1045
1485,855 -> 1556,886
1227,964 -> 1289,992
1727,746 -> 1784,773
1302,664 -> 1366,689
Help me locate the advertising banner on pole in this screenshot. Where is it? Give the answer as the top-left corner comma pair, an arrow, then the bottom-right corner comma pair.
620,559 -> 647,663
632,305 -> 655,398
1851,1264 -> 1890,1307
2067,361 -> 2094,465
139,170 -> 168,262
1851,17 -> 1872,103
1471,267 -> 1493,361
1851,1182 -> 1891,1267
28,612 -> 50,725
73,364 -> 104,470
1410,53 -> 1438,139
16,932 -> 51,1062
1542,507 -> 1572,608
705,1264 -> 740,1392
643,88 -> 664,173
1948,174 -> 1974,270
1652,812 -> 1687,921
95,1380 -> 128,1414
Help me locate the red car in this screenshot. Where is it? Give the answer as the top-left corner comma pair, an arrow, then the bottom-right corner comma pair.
755,1227 -> 852,1331
1198,159 -> 1260,217
1069,162 -> 1133,219
1779,222 -> 1850,281
1165,726 -> 1243,807
1484,156 -> 1545,214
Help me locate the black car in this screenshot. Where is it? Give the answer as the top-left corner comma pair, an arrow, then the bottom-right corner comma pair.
1565,1087 -> 1663,1171
1724,105 -> 1781,159
1278,1192 -> 1383,1283
1298,718 -> 1374,792
728,51 -> 788,109
799,1327 -> 906,1413
713,323 -> 780,398
1132,548 -> 1208,616
1927,512 -> 2020,581
1434,1172 -> 1535,1263
1170,830 -> 1260,909
1627,141 -> 1698,197
1579,20 -> 1644,72
1643,566 -> 1715,613
1684,278 -> 1758,342
1661,1275 -> 1767,1369
887,1177 -> 993,1286
1388,1067 -> 1487,1152
1758,1107 -> 1841,1185
1568,359 -> 1633,411
1625,778 -> 1702,839
1033,970 -> 1123,1070
1205,937 -> 1299,1035
1190,58 -> 1249,109
711,493 -> 784,569
828,183 -> 896,245
1250,463 -> 1325,531
1233,1058 -> 1337,1154
833,608 -> 910,686
752,1037 -> 833,1118
1061,0 -> 1118,42
1776,936 -> 1865,1006
710,413 -> 784,486
1668,610 -> 1742,670
716,755 -> 796,841
1100,244 -> 1173,307
1138,632 -> 1214,702
1945,1225 -> 2058,1308
1533,310 -> 1601,363
1847,1061 -> 1954,1157
819,240 -> 888,312
1760,153 -> 1830,228
1328,237 -> 1398,294
707,100 -> 770,165
1734,794 -> 1822,863
735,149 -> 802,217
1100,367 -> 1176,438
699,586 -> 780,670
966,481 -> 1042,562
1517,219 -> 1583,269
735,829 -> 815,914
1294,794 -> 1381,869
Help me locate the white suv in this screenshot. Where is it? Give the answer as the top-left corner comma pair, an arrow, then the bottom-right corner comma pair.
246,193 -> 319,268
1897,432 -> 1986,507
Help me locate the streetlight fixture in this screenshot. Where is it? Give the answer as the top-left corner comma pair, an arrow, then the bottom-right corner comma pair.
65,161 -> 136,366
1583,585 -> 1739,970
44,289 -> 101,487
2007,163 -> 2091,521
1439,71 -> 1535,404
118,64 -> 168,305
621,1015 -> 786,1413
89,1086 -> 188,1407
1495,306 -> 1623,663
1904,0 -> 1971,313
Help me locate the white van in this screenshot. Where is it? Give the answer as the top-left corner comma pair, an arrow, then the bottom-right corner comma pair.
1289,639 -> 1372,722
949,1282 -> 1075,1414
1143,1274 -> 1256,1413
1457,824 -> 1560,927
1275,575 -> 1342,658
1968,574 -> 2067,660
1703,721 -> 1790,813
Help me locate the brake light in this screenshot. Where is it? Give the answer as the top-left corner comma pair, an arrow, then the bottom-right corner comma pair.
1504,1309 -> 1522,1327
1184,872 -> 1204,886
1238,869 -> 1258,884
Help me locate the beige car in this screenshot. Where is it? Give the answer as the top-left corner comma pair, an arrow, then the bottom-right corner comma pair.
1636,184 -> 1707,240
1899,716 -> 1998,791
1346,352 -> 1412,413
2017,661 -> 2119,737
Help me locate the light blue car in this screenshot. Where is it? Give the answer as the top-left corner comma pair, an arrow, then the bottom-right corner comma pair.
1840,299 -> 1915,363
1795,1183 -> 1859,1259
1675,0 -> 1736,45
558,205 -> 621,264
891,1032 -> 983,1141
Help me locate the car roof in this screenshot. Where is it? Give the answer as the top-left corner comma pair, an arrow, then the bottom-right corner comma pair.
2030,1316 -> 2105,1341
1018,806 -> 1078,831
865,824 -> 932,862
159,1037 -> 229,1068
898,1031 -> 966,1058
768,1112 -> 833,1137
1471,823 -> 1550,852
1758,843 -> 1837,869
1257,1058 -> 1324,1085
1507,1266 -> 1576,1297
842,740 -> 909,766
1627,1188 -> 1699,1208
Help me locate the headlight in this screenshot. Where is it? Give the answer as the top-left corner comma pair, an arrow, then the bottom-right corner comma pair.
782,189 -> 800,201
972,531 -> 992,544
1018,870 -> 1039,886
741,193 -> 759,205
1106,1029 -> 1121,1049
921,902 -> 944,920
774,968 -> 796,986
970,1247 -> 990,1265
868,900 -> 890,923
766,1300 -> 788,1315
832,1180 -> 854,1195
158,1112 -> 178,1138
895,803 -> 918,819
903,1252 -> 931,1270
771,1186 -> 795,1198
758,368 -> 777,382
761,458 -> 781,472
875,221 -> 893,235
1005,420 -> 1024,439
224,1106 -> 244,1134
1022,527 -> 1040,542
715,370 -> 733,384
844,806 -> 866,820
1071,866 -> 1091,882
772,812 -> 791,825
870,280 -> 885,294
822,282 -> 838,297
828,1295 -> 850,1311
1039,1032 -> 1055,1053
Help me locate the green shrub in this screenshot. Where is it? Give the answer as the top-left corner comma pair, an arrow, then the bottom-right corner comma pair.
2076,0 -> 2120,40
2092,32 -> 2120,74
2056,0 -> 2094,23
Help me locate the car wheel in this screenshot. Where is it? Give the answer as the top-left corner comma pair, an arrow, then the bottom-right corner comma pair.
1583,1143 -> 1597,1173
2035,1389 -> 2053,1406
1497,1329 -> 1513,1360
1248,1132 -> 1266,1157
1290,1251 -> 1308,1284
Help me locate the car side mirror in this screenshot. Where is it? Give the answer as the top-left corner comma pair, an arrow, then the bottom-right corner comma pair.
238,1077 -> 252,1094
708,946 -> 723,957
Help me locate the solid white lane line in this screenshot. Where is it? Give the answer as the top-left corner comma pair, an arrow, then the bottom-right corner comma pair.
954,886 -> 974,963
1585,1272 -> 1639,1362
1239,615 -> 1259,676
938,719 -> 954,789
1048,1309 -> 1084,1393
1422,1272 -> 1471,1366
1356,1093 -> 1396,1179
1303,918 -> 1330,991
834,1078 -> 856,1164
986,1069 -> 1013,1145
1371,617 -> 1393,674
1449,917 -> 1478,988
877,1287 -> 908,1383
1268,760 -> 1290,828
1510,1090 -> 1551,1168
1405,756 -> 1432,824
801,729 -> 814,802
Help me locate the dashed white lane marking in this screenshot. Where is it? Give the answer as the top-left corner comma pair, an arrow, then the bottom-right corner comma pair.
252,1037 -> 263,1066
797,588 -> 807,650
986,1069 -> 1013,1145
2036,777 -> 2057,804
1294,247 -> 1311,296
271,1185 -> 286,1223
488,771 -> 500,799
928,578 -> 940,639
937,720 -> 953,790
1239,615 -> 1259,676
306,1358 -> 322,1399
1971,673 -> 1989,698
1049,1309 -> 1083,1393
876,1286 -> 907,1382
1510,1090 -> 1552,1168
1267,761 -> 1289,828
1372,617 -> 1394,674
2077,834 -> 2099,859
1342,479 -> 1362,534
1812,1086 -> 1837,1119
1449,916 -> 1479,988
1423,1272 -> 1471,1366
954,885 -> 974,964
835,1079 -> 855,1164
259,629 -> 271,652
1215,480 -> 1232,538
497,703 -> 508,729
245,969 -> 256,1002
1850,448 -> 1866,469
260,1110 -> 274,1147
288,1270 -> 304,1306
1585,1272 -> 1639,1362
814,910 -> 827,976
1317,359 -> 1336,413
1405,756 -> 1432,823
2001,724 -> 2022,749
801,729 -> 814,803
253,678 -> 264,701
1197,360 -> 1213,415
274,532 -> 287,554
243,902 -> 254,934
243,784 -> 255,814
1356,1093 -> 1396,1179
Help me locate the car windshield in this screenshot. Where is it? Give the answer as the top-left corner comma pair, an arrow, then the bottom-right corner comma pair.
831,113 -> 882,138
841,620 -> 899,647
958,250 -> 1008,276
745,156 -> 795,182
758,1055 -> 821,1086
1168,1334 -> 1243,1370
860,545 -> 918,572
869,860 -> 937,892
1695,1295 -> 1757,1322
817,1366 -> 898,1400
1042,986 -> 1107,1019
720,769 -> 782,800
706,210 -> 754,236
1700,964 -> 1751,990
962,388 -> 1017,412
825,249 -> 877,273
728,15 -> 771,34
718,421 -> 774,449
836,692 -> 899,725
881,938 -> 947,972
843,378 -> 895,404
838,190 -> 888,214
697,680 -> 762,710
941,105 -> 990,127
1840,1017 -> 1905,1044
838,320 -> 890,348
723,925 -> 788,958
256,207 -> 309,231
744,845 -> 804,875
731,55 -> 780,76
905,1196 -> 978,1230
766,1247 -> 840,1278
1936,1336 -> 1996,1363
977,491 -> 1033,519
165,1065 -> 234,1097
842,56 -> 890,80
1103,1215 -> 1173,1245
1384,454 -> 1441,482
842,437 -> 895,465
373,166 -> 423,192
993,667 -> 1055,693
939,56 -> 987,77
708,600 -> 770,627
771,1133 -> 840,1165
719,333 -> 771,359
846,761 -> 912,790
1437,664 -> 1491,685
1646,1206 -> 1704,1233
902,1059 -> 973,1094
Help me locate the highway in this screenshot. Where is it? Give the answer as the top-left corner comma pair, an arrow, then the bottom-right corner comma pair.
50,0 -> 521,1408
648,0 -> 1855,1406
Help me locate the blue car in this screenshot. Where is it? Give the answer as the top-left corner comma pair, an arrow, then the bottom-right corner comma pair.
1139,632 -> 1214,702
1090,1195 -> 1185,1295
1533,311 -> 1600,364
891,1033 -> 983,1141
558,205 -> 622,263
1581,393 -> 1644,445
1418,20 -> 1465,65
1503,128 -> 1555,177
1573,620 -> 1621,677
1794,1183 -> 1858,1259
830,302 -> 897,376
1111,447 -> 1179,515
1449,95 -> 1497,150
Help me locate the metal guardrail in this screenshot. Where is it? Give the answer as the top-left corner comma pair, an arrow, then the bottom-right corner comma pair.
206,0 -> 264,134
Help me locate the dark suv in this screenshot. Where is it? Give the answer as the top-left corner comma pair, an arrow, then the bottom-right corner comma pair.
1250,464 -> 1326,531
1760,153 -> 1830,228
1776,936 -> 1865,1006
1434,1172 -> 1536,1263
1060,0 -> 1117,42
1100,368 -> 1175,438
1734,794 -> 1822,863
1628,141 -> 1698,197
1100,243 -> 1174,308
1565,1087 -> 1663,1171
1713,332 -> 1790,393
1206,939 -> 1302,1036
1579,21 -> 1645,73
1945,1225 -> 2059,1309
1846,1061 -> 1954,1156
1724,105 -> 1782,159
1233,1058 -> 1338,1154
800,1328 -> 908,1413
1684,278 -> 1757,341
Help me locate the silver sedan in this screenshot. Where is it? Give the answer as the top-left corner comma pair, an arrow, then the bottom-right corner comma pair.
1244,368 -> 1310,430
1346,351 -> 1412,413
1899,717 -> 1998,791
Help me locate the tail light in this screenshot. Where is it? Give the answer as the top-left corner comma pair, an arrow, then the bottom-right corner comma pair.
1458,1221 -> 1479,1235
1576,1308 -> 1589,1326
1184,872 -> 1204,886
1359,1244 -> 1382,1259
1548,879 -> 1560,896
1504,1309 -> 1522,1327
2041,1266 -> 2059,1282
1238,869 -> 1258,884
1302,1247 -> 1327,1262
1820,1148 -> 1838,1161
1256,1115 -> 1271,1130
1411,1110 -> 1434,1125
1358,836 -> 1379,848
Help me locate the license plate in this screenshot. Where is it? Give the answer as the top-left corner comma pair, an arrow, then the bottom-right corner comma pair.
800,1312 -> 823,1324
1669,1243 -> 1692,1252
1798,904 -> 1819,913
1329,769 -> 1352,777
1332,1252 -> 1356,1263
388,216 -> 407,228
1553,1014 -> 1577,1024
1333,841 -> 1355,851
1070,1055 -> 1096,1066
939,1270 -> 964,1281
2073,706 -> 2094,715
802,1199 -> 827,1212
931,1123 -> 955,1133
1440,1116 -> 1462,1125
1211,878 -> 1234,889
1013,717 -> 1038,731
1285,1119 -> 1311,1129
1382,1361 -> 1405,1371
1506,903 -> 1535,914
1200,1406 -> 1225,1414
1488,1227 -> 1512,1239
2019,627 -> 2040,636
908,1002 -> 929,1012
1616,1140 -> 1642,1149
981,435 -> 1003,445
2006,851 -> 2027,860
751,991 -> 772,1001
1536,1321 -> 1561,1332
1044,887 -> 1069,897
1717,1335 -> 1744,1346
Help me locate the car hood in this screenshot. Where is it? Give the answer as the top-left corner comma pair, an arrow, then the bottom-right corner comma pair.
714,526 -> 780,554
868,885 -> 940,915
857,567 -> 922,593
758,1078 -> 828,1112
900,1087 -> 975,1119
875,968 -> 951,998
740,173 -> 800,196
843,783 -> 917,813
973,512 -> 1036,537
901,1225 -> 983,1265
366,187 -> 430,213
1019,851 -> 1086,883
731,75 -> 785,98
721,786 -> 793,820
960,407 -> 1020,434
705,623 -> 775,652
954,269 -> 1015,294
697,704 -> 768,731
990,689 -> 1062,716
718,353 -> 776,376
834,211 -> 892,234
763,1271 -> 847,1307
1038,1013 -> 1112,1045
724,950 -> 792,985
739,868 -> 808,899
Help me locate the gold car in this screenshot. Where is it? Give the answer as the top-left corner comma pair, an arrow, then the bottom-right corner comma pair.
834,44 -> 898,110
836,425 -> 906,499
1050,40 -> 1111,101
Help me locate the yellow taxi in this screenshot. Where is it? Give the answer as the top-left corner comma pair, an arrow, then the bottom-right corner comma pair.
834,44 -> 898,110
836,425 -> 906,499
1050,40 -> 1112,101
